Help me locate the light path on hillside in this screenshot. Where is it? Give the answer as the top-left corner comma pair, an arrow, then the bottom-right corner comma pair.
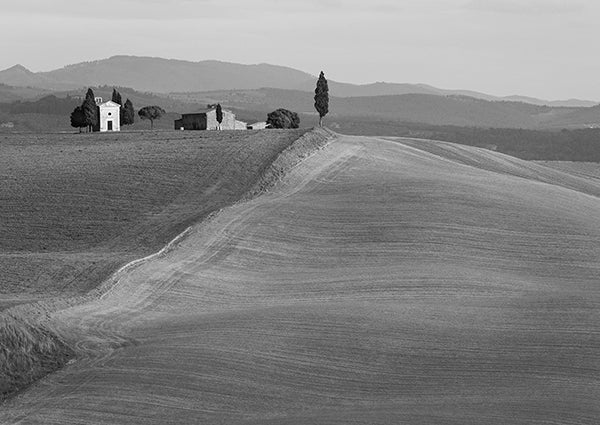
2,135 -> 600,424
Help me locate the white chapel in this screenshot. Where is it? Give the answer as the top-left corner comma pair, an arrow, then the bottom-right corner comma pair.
95,97 -> 121,132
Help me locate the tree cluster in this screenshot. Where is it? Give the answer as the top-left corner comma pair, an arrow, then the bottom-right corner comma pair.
266,108 -> 300,129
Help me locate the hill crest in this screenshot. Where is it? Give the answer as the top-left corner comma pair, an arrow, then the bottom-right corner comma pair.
0,56 -> 596,107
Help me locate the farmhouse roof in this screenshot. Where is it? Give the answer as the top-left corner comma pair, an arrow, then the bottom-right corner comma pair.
181,108 -> 233,116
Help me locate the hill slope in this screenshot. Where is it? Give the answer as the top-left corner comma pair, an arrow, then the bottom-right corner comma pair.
171,88 -> 600,129
5,87 -> 599,132
0,56 -> 317,93
2,135 -> 599,424
0,83 -> 51,103
0,56 -> 596,106
0,129 -> 308,312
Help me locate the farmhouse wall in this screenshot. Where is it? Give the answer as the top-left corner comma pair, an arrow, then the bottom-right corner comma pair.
175,113 -> 207,130
175,108 -> 244,130
206,109 -> 237,130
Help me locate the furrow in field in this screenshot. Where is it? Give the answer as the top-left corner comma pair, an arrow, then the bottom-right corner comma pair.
2,135 -> 599,424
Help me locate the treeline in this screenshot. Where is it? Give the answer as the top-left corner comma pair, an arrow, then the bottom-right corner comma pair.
0,95 -> 80,115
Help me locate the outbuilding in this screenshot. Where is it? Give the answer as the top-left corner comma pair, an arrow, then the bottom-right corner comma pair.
234,119 -> 248,130
247,121 -> 268,130
175,107 -> 244,130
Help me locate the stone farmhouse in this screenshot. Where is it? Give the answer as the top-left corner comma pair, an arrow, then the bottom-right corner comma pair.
95,97 -> 120,132
174,107 -> 246,131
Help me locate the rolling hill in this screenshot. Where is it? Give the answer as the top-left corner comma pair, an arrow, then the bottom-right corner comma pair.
171,88 -> 600,129
0,129 -> 308,312
0,57 -> 316,93
1,56 -> 598,132
0,83 -> 51,103
3,85 -> 599,134
2,134 -> 599,424
2,81 -> 600,150
0,56 -> 596,106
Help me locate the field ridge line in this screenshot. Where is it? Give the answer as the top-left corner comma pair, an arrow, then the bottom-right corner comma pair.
99,226 -> 193,300
97,128 -> 336,301
3,128 -> 333,321
0,127 -> 335,403
243,127 -> 337,200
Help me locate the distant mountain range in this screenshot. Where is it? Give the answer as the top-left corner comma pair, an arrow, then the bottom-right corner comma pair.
1,56 -> 599,132
0,56 -> 596,107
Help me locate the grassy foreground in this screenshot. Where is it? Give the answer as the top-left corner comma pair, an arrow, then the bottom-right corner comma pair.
0,129 -> 308,310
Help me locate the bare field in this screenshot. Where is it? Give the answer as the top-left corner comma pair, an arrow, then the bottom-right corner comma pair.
0,129 -> 308,310
2,135 -> 599,424
535,161 -> 600,180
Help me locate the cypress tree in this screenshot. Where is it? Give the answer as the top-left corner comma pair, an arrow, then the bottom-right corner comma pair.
111,88 -> 122,105
82,88 -> 99,132
122,99 -> 135,126
112,88 -> 124,124
216,104 -> 223,130
314,71 -> 329,127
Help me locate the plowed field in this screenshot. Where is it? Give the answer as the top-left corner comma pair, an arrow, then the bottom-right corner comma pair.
2,135 -> 599,424
0,130 -> 307,310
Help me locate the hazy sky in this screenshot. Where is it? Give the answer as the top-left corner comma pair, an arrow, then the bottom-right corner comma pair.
1,0 -> 598,100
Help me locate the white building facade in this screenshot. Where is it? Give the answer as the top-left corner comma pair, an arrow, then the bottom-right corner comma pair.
96,99 -> 121,132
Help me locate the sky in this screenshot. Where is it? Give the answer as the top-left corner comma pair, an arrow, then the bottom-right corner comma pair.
0,0 -> 598,100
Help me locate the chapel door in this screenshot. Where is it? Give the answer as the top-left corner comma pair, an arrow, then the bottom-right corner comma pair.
107,121 -> 113,131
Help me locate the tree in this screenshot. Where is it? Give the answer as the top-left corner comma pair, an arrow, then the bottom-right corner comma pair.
266,109 -> 300,129
138,105 -> 165,129
111,88 -> 122,106
314,71 -> 329,127
70,106 -> 86,132
112,88 -> 123,123
122,98 -> 135,126
216,103 -> 223,130
82,88 -> 99,132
